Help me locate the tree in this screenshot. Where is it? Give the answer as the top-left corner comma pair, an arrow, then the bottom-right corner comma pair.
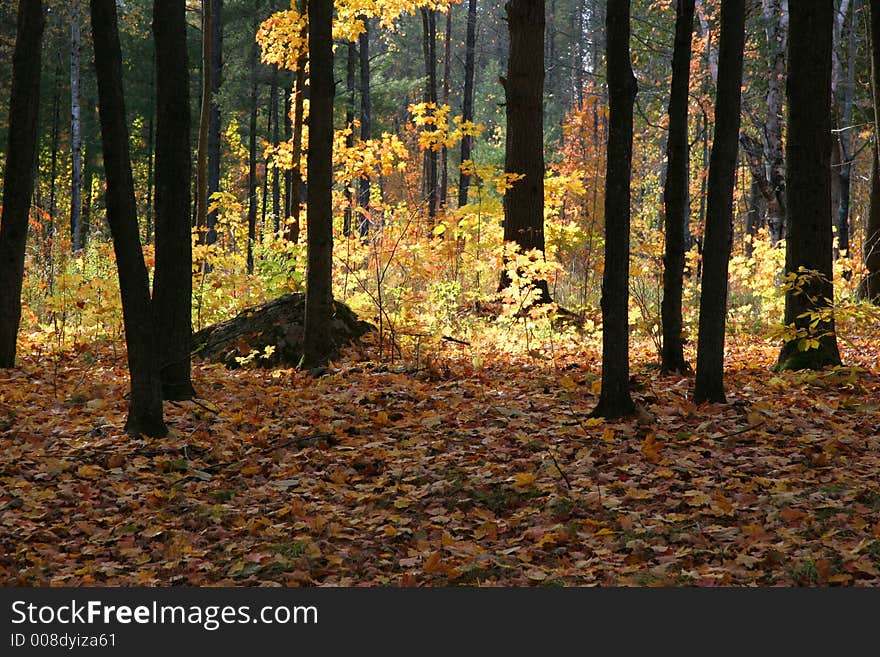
776,0 -> 842,371
70,0 -> 83,251
152,0 -> 194,401
660,0 -> 695,375
499,0 -> 550,303
0,0 -> 44,369
207,0 -> 223,245
693,0 -> 745,403
302,0 -> 335,367
457,0 -> 477,209
865,0 -> 880,301
592,0 -> 636,420
90,0 -> 166,437
421,8 -> 438,221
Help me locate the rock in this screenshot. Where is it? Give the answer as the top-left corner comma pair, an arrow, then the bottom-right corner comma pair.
192,293 -> 374,367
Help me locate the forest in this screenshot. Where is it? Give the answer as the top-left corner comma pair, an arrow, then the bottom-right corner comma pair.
1,0 -> 879,587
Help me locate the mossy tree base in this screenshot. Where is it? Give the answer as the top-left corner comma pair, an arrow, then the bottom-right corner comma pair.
774,338 -> 842,372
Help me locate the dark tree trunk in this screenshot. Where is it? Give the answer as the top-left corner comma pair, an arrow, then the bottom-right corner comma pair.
762,0 -> 788,245
439,9 -> 451,212
302,0 -> 335,367
358,17 -> 371,233
835,0 -> 856,259
458,0 -> 477,208
196,0 -> 212,242
206,0 -> 222,245
0,0 -> 44,368
90,0 -> 166,436
592,0 -> 637,419
864,0 -> 880,299
270,66 -> 281,233
287,51 -> 306,244
693,0 -> 745,404
247,1 -> 259,273
421,8 -> 438,221
144,112 -> 154,243
152,0 -> 193,401
283,79 -> 293,229
343,41 -> 356,237
498,0 -> 550,303
70,0 -> 83,251
660,0 -> 695,375
777,1 -> 842,370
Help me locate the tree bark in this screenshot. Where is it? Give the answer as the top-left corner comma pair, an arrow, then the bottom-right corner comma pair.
287,50 -> 306,244
660,0 -> 695,375
421,8 -> 438,221
90,0 -> 167,436
302,0 -> 335,367
206,0 -> 222,245
196,0 -> 212,243
762,0 -> 788,245
343,41 -> 356,237
247,0 -> 259,273
270,66 -> 281,233
358,17 -> 372,232
592,0 -> 637,419
776,0 -> 842,371
0,0 -> 44,368
499,0 -> 550,303
693,0 -> 745,404
70,0 -> 83,251
152,0 -> 193,401
868,0 -> 880,300
458,0 -> 477,208
439,9 -> 451,212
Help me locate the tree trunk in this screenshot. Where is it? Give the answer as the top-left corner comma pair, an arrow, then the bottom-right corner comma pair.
247,0 -> 259,273
660,0 -> 695,375
835,0 -> 856,258
302,0 -> 335,367
343,41 -> 356,237
499,0 -> 550,303
90,0 -> 167,436
70,0 -> 83,251
358,17 -> 372,233
287,51 -> 306,244
283,79 -> 293,230
592,0 -> 637,419
421,8 -> 438,221
439,9 -> 451,212
693,0 -> 745,404
458,0 -> 477,208
762,0 -> 788,245
776,1 -> 842,371
868,0 -> 880,300
144,112 -> 154,243
270,66 -> 281,233
0,0 -> 44,368
206,0 -> 222,246
152,0 -> 193,401
196,0 -> 212,243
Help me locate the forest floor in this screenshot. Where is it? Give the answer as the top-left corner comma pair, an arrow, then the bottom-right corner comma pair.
2,333 -> 880,586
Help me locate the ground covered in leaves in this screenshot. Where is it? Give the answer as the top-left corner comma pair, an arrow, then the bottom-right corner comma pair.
2,335 -> 880,586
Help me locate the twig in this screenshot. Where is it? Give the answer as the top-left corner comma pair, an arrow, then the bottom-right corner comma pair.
720,421 -> 765,441
547,447 -> 573,491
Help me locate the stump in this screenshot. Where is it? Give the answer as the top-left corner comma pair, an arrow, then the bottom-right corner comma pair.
192,293 -> 374,367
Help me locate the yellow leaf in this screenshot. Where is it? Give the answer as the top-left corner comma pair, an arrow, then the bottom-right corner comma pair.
513,472 -> 537,488
559,375 -> 578,391
77,465 -> 102,479
590,379 -> 602,394
601,427 -> 615,443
